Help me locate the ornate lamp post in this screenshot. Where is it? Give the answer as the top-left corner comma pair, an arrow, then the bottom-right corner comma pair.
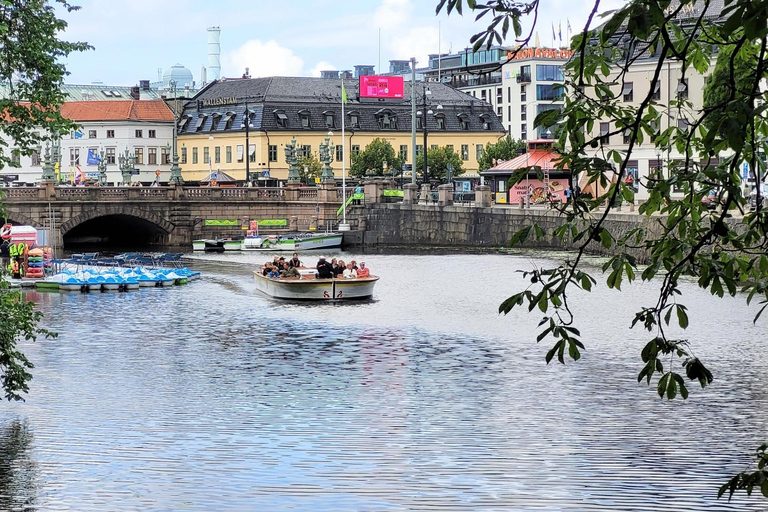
40,143 -> 56,181
285,138 -> 303,182
97,149 -> 108,185
168,79 -> 184,184
118,148 -> 135,185
319,134 -> 335,183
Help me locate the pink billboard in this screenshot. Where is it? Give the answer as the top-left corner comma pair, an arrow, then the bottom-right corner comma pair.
508,179 -> 569,204
359,75 -> 404,99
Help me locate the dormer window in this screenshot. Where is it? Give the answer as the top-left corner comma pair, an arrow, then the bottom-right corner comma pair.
223,111 -> 235,130
323,111 -> 335,129
376,109 -> 397,129
211,112 -> 222,131
348,111 -> 360,129
457,113 -> 469,130
274,110 -> 288,128
178,115 -> 190,132
298,110 -> 311,129
479,114 -> 491,130
194,114 -> 206,132
435,114 -> 446,130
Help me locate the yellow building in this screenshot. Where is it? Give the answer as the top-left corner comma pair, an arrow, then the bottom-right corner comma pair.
177,76 -> 506,182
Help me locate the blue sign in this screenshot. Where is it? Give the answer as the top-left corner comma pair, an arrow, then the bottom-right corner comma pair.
87,149 -> 100,165
743,162 -> 750,179
262,170 -> 270,178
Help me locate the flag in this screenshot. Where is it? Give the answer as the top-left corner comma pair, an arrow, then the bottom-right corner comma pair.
552,22 -> 556,41
87,148 -> 100,165
341,80 -> 347,104
567,18 -> 572,33
558,21 -> 562,41
75,166 -> 83,184
74,129 -> 83,139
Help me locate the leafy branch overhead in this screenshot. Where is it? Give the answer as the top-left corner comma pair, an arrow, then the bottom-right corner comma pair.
438,0 -> 768,501
0,0 -> 89,400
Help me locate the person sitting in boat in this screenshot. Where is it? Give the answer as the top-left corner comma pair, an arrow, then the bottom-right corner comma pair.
349,260 -> 358,271
272,256 -> 281,267
342,262 -> 358,279
268,265 -> 280,278
330,257 -> 339,273
333,260 -> 346,278
289,253 -> 301,268
357,262 -> 370,278
316,256 -> 334,279
281,264 -> 301,278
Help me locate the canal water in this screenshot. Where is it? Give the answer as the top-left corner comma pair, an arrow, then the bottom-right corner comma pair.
2,250 -> 767,511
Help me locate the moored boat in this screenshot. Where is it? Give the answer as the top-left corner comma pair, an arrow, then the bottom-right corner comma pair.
253,271 -> 378,300
242,232 -> 343,251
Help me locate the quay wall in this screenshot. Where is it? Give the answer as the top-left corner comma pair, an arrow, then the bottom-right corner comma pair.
356,204 -> 665,261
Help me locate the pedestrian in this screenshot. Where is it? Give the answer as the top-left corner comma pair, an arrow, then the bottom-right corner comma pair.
564,186 -> 572,202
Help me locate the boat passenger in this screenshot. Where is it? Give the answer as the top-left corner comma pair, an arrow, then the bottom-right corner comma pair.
268,266 -> 280,278
330,257 -> 338,273
272,256 -> 280,266
333,260 -> 346,277
289,253 -> 301,268
316,256 -> 334,279
349,260 -> 358,271
281,265 -> 301,278
343,262 -> 358,279
357,262 -> 370,277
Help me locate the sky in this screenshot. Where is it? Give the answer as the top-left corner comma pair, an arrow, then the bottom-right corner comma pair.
59,0 -> 624,86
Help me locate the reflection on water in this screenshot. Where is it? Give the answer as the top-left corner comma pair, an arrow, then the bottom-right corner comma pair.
1,251 -> 767,511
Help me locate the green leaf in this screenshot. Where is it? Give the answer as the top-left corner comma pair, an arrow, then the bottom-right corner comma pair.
676,304 -> 689,329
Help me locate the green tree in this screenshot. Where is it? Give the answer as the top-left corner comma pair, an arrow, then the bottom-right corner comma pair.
350,138 -> 403,178
478,135 -> 526,171
299,153 -> 322,184
0,0 -> 88,400
414,145 -> 465,181
438,0 -> 768,500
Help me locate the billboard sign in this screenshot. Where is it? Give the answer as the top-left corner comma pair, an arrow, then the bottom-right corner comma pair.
359,75 -> 404,99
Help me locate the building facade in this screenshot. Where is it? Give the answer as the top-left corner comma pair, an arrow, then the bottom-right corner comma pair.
177,76 -> 506,182
0,100 -> 175,184
420,46 -> 572,141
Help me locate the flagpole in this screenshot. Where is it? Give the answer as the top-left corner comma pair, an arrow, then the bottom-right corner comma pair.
341,78 -> 348,229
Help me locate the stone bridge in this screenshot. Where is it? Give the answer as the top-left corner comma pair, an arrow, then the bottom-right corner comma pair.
0,182 -> 351,248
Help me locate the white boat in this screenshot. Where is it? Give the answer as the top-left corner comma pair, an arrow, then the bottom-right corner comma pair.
253,271 -> 378,300
242,232 -> 343,251
192,239 -> 243,252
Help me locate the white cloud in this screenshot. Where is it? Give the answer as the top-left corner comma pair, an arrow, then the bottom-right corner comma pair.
374,0 -> 412,31
309,61 -> 336,77
224,40 -> 303,78
387,26 -> 440,69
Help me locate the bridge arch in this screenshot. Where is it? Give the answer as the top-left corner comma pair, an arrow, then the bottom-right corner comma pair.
61,206 -> 173,235
1,211 -> 43,229
61,206 -> 175,248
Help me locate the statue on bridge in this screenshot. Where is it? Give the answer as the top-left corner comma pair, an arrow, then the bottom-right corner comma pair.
40,141 -> 61,182
97,149 -> 109,186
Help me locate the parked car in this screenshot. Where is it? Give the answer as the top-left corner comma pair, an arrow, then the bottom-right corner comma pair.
748,183 -> 768,211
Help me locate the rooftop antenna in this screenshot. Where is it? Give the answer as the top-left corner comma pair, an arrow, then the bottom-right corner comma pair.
438,21 -> 441,83
378,28 -> 381,74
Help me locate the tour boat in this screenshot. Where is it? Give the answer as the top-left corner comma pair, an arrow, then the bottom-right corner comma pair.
242,232 -> 343,251
252,271 -> 378,300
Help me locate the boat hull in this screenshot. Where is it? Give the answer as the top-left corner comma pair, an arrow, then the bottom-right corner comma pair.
242,233 -> 343,251
253,271 -> 378,300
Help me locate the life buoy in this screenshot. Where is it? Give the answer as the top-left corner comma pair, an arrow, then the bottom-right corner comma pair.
0,224 -> 11,240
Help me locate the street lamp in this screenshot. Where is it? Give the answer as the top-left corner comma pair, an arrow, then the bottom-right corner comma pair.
168,80 -> 183,184
241,100 -> 254,183
416,87 -> 443,186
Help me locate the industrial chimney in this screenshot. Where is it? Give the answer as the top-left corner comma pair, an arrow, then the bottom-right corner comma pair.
207,26 -> 221,81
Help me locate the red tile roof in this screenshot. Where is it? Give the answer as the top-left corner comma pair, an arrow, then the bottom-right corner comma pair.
60,100 -> 174,122
484,141 -> 567,174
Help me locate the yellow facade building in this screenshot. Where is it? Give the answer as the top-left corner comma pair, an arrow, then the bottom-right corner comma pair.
177,76 -> 506,182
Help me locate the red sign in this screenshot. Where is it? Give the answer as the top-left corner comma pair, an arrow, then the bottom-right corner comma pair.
508,48 -> 574,60
359,75 -> 404,99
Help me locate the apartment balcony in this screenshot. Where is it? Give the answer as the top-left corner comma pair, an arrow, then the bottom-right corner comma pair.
516,73 -> 531,84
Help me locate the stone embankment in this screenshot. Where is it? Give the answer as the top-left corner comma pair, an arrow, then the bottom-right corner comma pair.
355,203 -> 666,262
